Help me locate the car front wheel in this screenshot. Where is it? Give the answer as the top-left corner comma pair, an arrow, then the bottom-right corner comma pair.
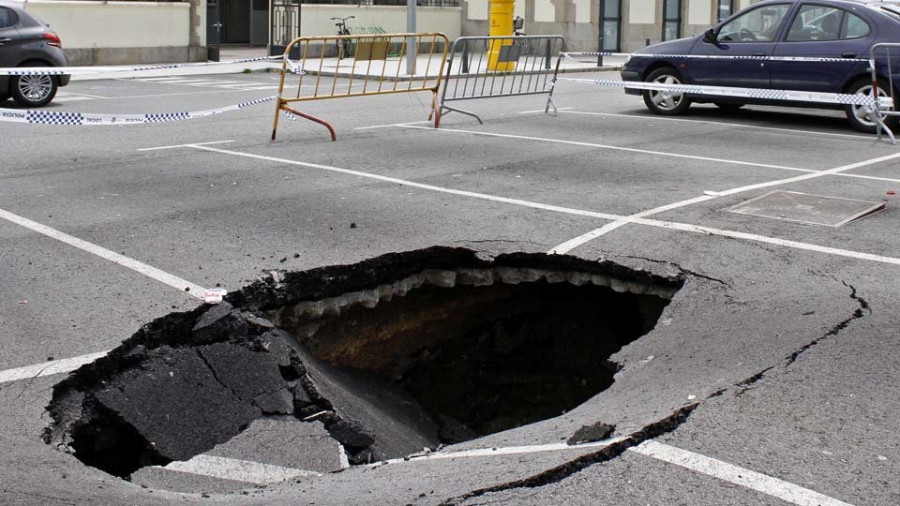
844,78 -> 898,134
10,69 -> 58,108
642,67 -> 691,116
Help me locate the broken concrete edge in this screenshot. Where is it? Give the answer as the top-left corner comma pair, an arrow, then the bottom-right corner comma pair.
438,403 -> 699,506
565,421 -> 616,446
39,302 -> 380,473
40,246 -> 686,478
226,246 -> 685,313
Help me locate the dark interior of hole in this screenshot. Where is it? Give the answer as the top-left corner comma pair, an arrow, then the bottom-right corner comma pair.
68,398 -> 172,478
290,280 -> 670,444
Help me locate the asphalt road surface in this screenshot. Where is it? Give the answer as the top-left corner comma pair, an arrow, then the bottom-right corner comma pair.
1,68 -> 898,506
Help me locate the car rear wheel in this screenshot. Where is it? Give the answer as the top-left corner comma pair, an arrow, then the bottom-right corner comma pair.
10,65 -> 58,108
642,67 -> 691,116
844,78 -> 898,134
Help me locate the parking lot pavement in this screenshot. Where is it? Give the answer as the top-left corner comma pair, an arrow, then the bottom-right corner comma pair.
1,70 -> 899,505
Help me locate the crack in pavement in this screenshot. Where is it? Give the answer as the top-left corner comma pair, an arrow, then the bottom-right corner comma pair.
609,254 -> 734,289
438,280 -> 870,505
437,404 -> 699,506
733,281 -> 870,395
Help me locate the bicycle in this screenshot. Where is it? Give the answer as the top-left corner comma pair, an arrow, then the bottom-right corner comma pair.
331,16 -> 355,60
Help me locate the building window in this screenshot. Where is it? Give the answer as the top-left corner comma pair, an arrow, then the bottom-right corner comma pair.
601,0 -> 621,51
718,0 -> 735,21
663,0 -> 681,41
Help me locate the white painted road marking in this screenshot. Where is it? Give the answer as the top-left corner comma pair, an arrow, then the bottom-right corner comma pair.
353,120 -> 432,130
631,441 -> 854,506
552,151 -> 900,253
0,352 -> 108,385
179,144 -> 623,221
137,140 -> 235,152
0,207 -> 207,296
551,195 -> 716,254
403,124 -> 900,185
401,125 -> 810,173
172,144 -> 900,268
564,109 -> 873,141
371,437 -> 629,466
163,455 -> 321,484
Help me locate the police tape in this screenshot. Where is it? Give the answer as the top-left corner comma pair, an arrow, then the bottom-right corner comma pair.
561,77 -> 888,108
0,95 -> 275,126
0,55 -> 305,77
561,51 -> 870,64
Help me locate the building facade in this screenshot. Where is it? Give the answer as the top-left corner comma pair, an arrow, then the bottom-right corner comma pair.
461,0 -> 760,52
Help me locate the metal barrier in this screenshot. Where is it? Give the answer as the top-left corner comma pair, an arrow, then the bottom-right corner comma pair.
271,32 -> 449,141
438,35 -> 565,126
870,43 -> 900,143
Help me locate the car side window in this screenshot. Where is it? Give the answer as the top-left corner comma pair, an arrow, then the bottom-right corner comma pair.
786,6 -> 870,41
718,4 -> 791,42
842,12 -> 870,39
0,7 -> 19,29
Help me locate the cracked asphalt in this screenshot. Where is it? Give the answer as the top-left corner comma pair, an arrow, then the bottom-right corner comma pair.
1,69 -> 899,505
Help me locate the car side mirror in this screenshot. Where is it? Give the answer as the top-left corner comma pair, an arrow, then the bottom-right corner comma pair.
703,28 -> 718,44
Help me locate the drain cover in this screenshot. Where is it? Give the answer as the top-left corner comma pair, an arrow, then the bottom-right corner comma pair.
726,190 -> 884,227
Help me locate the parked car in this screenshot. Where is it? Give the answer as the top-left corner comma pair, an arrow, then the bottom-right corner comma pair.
621,0 -> 900,132
0,0 -> 70,107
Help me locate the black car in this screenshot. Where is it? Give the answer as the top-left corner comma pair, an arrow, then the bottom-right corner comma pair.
621,0 -> 900,132
0,1 -> 70,107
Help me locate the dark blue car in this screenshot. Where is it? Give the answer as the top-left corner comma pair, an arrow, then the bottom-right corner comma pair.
621,0 -> 900,132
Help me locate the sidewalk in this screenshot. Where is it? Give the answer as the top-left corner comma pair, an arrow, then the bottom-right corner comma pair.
70,44 -> 624,82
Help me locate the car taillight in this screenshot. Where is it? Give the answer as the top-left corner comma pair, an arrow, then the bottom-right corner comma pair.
43,32 -> 62,48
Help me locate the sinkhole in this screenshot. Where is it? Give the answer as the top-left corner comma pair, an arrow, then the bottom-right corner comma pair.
43,247 -> 683,479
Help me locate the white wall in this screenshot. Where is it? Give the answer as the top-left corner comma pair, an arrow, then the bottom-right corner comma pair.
629,0 -> 656,24
24,0 -> 197,49
300,5 -> 462,40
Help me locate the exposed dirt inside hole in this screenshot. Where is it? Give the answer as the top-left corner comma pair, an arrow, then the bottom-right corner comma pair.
42,247 -> 683,479
273,281 -> 668,441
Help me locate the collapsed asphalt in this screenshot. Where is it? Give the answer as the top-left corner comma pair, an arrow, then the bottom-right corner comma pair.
43,247 -> 681,477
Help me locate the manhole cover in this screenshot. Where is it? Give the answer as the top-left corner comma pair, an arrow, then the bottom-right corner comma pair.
726,190 -> 884,227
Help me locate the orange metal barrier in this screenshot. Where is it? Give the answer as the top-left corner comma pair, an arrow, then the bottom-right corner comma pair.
271,32 -> 450,141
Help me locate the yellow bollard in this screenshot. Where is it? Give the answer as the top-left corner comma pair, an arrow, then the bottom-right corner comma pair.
487,0 -> 515,71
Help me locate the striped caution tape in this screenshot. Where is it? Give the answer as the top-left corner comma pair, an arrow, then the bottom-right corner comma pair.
0,55 -> 292,77
561,77 -> 890,108
561,51 -> 870,64
0,95 -> 275,126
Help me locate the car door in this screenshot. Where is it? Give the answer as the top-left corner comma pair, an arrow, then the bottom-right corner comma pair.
688,3 -> 794,88
0,6 -> 21,68
770,3 -> 874,92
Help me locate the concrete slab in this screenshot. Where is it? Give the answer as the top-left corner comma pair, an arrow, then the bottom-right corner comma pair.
727,191 -> 885,227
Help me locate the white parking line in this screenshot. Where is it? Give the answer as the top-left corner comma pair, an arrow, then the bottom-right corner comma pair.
401,125 -> 900,185
371,437 -> 629,466
353,120 -> 432,130
401,125 -> 809,172
552,151 -> 900,253
0,352 -> 109,385
551,195 -> 716,254
162,455 -> 321,484
564,110 -> 873,141
137,140 -> 234,152
632,441 -> 854,506
0,207 -> 208,296
168,144 -> 900,268
518,107 -> 576,114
